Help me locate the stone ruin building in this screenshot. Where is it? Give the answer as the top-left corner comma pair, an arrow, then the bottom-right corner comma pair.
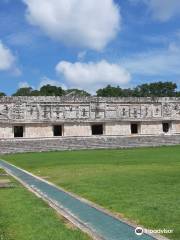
0,96 -> 180,153
1,96 -> 180,138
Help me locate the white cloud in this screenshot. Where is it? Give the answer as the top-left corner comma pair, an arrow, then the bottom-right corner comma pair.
0,40 -> 21,76
18,81 -> 30,88
0,40 -> 15,71
56,60 -> 131,92
132,0 -> 180,21
38,76 -> 67,90
22,0 -> 120,50
121,43 -> 180,77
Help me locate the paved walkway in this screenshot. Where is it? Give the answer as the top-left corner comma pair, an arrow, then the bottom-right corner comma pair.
0,160 -> 156,240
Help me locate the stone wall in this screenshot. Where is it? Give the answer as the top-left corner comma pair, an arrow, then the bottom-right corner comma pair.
64,123 -> 91,137
105,122 -> 131,136
0,124 -> 13,138
140,122 -> 163,135
25,124 -> 53,138
0,96 -> 180,138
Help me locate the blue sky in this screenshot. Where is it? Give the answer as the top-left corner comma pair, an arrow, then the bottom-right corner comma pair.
0,0 -> 180,95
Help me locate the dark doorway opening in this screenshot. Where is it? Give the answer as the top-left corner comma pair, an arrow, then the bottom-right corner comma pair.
131,123 -> 138,134
53,125 -> 62,136
162,123 -> 169,133
14,126 -> 24,138
92,124 -> 103,135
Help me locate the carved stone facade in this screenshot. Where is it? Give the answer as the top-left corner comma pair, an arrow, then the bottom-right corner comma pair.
0,96 -> 180,138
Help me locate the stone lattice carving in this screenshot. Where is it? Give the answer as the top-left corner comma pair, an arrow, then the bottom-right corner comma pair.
0,96 -> 180,123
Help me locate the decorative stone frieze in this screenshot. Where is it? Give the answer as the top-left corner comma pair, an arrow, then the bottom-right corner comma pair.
0,97 -> 180,123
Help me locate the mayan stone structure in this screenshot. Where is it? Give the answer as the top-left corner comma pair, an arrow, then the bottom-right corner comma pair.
0,96 -> 180,139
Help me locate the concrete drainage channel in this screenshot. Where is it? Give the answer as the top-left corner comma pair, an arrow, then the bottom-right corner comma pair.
0,160 -> 168,240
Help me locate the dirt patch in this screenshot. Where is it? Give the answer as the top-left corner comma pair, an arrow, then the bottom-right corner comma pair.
0,179 -> 14,188
40,176 -> 51,180
0,179 -> 11,184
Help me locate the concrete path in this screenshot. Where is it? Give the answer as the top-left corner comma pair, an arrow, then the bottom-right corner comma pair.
0,159 -> 157,240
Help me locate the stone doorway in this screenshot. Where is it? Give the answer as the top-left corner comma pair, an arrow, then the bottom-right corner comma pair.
53,125 -> 62,136
14,126 -> 24,138
131,123 -> 138,134
91,124 -> 103,135
162,122 -> 170,133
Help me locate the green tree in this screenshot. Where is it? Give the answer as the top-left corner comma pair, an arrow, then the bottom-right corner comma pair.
31,90 -> 41,96
134,82 -> 177,97
0,92 -> 6,96
97,85 -> 120,97
97,85 -> 133,97
97,82 -> 178,97
13,87 -> 33,96
176,91 -> 180,97
39,85 -> 65,96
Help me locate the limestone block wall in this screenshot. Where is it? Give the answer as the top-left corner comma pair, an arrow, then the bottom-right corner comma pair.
64,123 -> 91,137
174,122 -> 180,133
0,97 -> 180,138
25,124 -> 53,138
140,122 -> 163,135
0,124 -> 13,138
105,122 -> 131,136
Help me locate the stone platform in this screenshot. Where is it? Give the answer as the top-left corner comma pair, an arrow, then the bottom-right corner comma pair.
0,134 -> 180,154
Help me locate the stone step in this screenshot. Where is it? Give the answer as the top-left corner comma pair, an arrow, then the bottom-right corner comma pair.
0,135 -> 180,154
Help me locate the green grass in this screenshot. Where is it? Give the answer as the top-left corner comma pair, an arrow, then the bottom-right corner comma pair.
0,171 -> 89,240
0,168 -> 5,174
2,146 -> 180,240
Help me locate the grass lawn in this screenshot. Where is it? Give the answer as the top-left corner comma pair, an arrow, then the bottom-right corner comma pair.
1,146 -> 180,240
0,169 -> 89,240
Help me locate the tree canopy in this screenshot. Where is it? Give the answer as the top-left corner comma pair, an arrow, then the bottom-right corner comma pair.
0,92 -> 6,97
1,81 -> 180,97
97,82 -> 179,97
13,87 -> 34,96
39,85 -> 65,96
12,85 -> 90,97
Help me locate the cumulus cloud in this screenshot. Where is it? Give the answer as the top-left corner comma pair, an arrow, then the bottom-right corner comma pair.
0,40 -> 21,76
56,60 -> 131,92
131,0 -> 180,21
0,40 -> 15,71
22,0 -> 120,50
